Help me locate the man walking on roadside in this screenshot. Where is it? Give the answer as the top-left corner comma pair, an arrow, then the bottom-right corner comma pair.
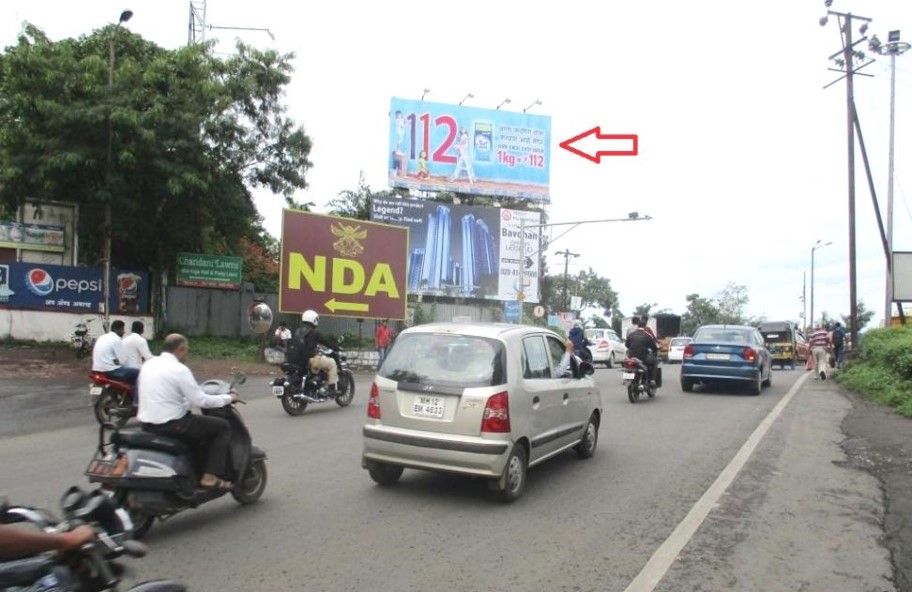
375,319 -> 393,369
809,322 -> 831,381
831,322 -> 847,369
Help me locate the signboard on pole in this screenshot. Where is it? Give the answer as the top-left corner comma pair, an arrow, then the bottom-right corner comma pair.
371,197 -> 541,303
503,300 -> 521,322
388,97 -> 551,202
279,210 -> 409,320
176,253 -> 243,290
570,295 -> 582,311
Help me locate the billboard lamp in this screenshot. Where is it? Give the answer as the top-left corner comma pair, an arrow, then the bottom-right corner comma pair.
458,93 -> 474,106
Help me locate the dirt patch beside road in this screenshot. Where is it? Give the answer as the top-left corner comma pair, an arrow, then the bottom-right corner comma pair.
840,387 -> 912,591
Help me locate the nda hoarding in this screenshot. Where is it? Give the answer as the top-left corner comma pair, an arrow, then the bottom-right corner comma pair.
0,262 -> 149,313
388,97 -> 551,202
279,210 -> 409,320
371,197 -> 542,303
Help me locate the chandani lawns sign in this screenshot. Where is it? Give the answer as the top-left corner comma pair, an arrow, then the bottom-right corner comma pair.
176,253 -> 243,290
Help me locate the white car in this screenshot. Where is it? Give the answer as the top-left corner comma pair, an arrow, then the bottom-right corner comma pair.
666,337 -> 693,363
586,328 -> 627,368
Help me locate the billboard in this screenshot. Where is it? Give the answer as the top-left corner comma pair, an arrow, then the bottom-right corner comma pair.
0,221 -> 65,253
388,97 -> 551,202
279,210 -> 409,320
0,262 -> 149,314
176,253 -> 243,290
893,252 -> 912,302
370,197 -> 542,303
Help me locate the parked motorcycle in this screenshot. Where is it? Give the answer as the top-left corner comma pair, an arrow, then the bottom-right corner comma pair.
0,486 -> 185,591
621,356 -> 662,403
267,343 -> 355,416
90,374 -> 135,428
71,319 -> 99,359
85,373 -> 267,539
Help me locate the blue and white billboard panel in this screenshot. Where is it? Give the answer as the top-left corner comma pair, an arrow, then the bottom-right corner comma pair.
388,97 -> 551,202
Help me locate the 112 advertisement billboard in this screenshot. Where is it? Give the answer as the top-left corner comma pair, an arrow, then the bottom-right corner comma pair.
371,197 -> 541,303
388,97 -> 551,202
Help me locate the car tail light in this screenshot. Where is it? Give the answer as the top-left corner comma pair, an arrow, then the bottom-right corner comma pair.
598,339 -> 609,350
367,383 -> 381,419
743,347 -> 757,363
683,345 -> 694,359
481,391 -> 510,433
623,358 -> 638,369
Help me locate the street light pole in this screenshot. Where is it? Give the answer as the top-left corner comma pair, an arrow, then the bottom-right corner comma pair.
810,240 -> 832,329
103,9 -> 133,330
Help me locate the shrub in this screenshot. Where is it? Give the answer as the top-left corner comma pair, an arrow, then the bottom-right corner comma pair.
838,326 -> 912,417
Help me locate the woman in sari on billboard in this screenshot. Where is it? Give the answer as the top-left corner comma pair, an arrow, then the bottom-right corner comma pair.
449,128 -> 476,184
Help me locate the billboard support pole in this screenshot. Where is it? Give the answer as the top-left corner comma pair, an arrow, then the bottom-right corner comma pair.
516,217 -> 525,324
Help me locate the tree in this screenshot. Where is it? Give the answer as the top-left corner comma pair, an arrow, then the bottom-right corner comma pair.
682,293 -> 721,335
715,282 -> 749,325
633,303 -> 657,318
327,171 -> 372,220
575,267 -> 618,311
841,300 -> 875,332
0,24 -> 313,284
586,314 -> 609,329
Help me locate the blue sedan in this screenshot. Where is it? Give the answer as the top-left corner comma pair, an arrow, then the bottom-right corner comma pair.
680,325 -> 773,395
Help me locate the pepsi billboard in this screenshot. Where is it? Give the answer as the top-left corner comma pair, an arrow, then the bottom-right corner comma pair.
0,262 -> 149,314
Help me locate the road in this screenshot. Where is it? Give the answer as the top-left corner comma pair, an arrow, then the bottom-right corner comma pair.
0,366 -> 896,591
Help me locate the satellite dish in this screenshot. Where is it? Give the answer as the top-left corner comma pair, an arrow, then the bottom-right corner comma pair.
247,302 -> 273,334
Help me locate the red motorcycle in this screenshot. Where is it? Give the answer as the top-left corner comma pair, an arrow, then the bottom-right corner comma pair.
89,373 -> 135,428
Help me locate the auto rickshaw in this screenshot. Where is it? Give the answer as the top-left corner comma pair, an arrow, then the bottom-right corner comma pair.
757,321 -> 810,369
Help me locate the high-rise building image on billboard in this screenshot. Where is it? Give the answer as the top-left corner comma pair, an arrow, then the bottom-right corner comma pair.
460,215 -> 497,296
418,205 -> 453,291
408,249 -> 425,291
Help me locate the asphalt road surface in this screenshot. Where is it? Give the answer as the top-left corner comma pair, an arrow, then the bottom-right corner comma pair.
0,366 -> 896,591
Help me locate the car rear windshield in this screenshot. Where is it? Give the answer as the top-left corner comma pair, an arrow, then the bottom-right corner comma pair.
670,338 -> 691,346
693,328 -> 752,344
379,333 -> 507,387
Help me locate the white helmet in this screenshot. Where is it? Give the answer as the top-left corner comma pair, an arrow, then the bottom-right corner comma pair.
301,310 -> 319,326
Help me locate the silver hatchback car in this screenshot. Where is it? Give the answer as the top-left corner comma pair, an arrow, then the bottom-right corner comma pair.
361,322 -> 603,502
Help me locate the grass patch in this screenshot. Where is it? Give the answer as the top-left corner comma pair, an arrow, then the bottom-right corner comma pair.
837,326 -> 912,417
147,335 -> 263,360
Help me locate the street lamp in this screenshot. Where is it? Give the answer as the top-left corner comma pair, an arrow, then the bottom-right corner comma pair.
496,98 -> 511,110
421,88 -> 430,101
810,239 -> 832,329
523,99 -> 542,113
458,93 -> 474,106
103,8 -> 134,330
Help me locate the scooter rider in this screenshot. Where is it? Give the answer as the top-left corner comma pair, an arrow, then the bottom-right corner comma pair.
292,310 -> 339,394
138,334 -> 240,491
625,319 -> 659,386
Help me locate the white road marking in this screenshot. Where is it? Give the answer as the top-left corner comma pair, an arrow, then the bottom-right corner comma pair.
623,372 -> 813,592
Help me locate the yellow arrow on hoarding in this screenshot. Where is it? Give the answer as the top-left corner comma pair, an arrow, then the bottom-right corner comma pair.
325,298 -> 369,313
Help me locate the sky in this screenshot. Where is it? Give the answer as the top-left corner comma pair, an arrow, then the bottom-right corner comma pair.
2,0 -> 911,328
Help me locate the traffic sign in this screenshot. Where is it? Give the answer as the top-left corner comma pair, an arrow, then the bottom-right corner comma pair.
504,300 -> 521,322
279,210 -> 409,320
533,305 -> 545,318
570,295 -> 582,311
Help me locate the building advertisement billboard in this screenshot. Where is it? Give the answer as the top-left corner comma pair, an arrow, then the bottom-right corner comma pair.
0,262 -> 149,314
388,97 -> 551,202
370,197 -> 541,303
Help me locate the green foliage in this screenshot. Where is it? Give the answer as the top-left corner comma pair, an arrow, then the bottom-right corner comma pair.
542,267 -> 617,313
633,303 -> 656,318
0,24 -> 312,282
147,335 -> 261,360
715,282 -> 749,325
682,293 -> 721,335
838,326 -> 912,416
841,300 -> 876,332
587,314 -> 609,329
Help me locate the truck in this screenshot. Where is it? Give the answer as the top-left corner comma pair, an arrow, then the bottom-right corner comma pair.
621,314 -> 683,359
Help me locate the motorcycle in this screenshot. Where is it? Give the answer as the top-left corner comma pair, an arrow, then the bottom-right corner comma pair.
267,343 -> 355,416
621,356 -> 662,403
0,486 -> 184,591
71,319 -> 99,359
89,374 -> 135,429
84,373 -> 267,539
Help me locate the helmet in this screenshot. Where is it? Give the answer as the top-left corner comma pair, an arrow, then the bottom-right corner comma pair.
301,310 -> 319,326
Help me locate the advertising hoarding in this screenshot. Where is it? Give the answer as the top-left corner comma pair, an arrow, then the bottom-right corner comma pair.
0,221 -> 65,252
388,97 -> 551,202
279,210 -> 409,320
893,252 -> 912,302
370,197 -> 542,303
176,253 -> 243,290
0,262 -> 149,314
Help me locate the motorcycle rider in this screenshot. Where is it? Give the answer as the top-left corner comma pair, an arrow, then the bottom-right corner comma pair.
138,334 -> 240,490
92,320 -> 139,384
291,310 -> 339,395
0,524 -> 96,560
568,320 -> 591,361
625,318 -> 659,386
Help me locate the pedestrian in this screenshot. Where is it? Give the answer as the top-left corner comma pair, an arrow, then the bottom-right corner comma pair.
809,322 -> 831,380
273,322 -> 292,349
122,320 -> 153,369
831,321 -> 847,369
376,319 -> 393,368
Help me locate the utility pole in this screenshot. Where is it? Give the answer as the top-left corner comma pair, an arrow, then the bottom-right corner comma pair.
822,5 -> 873,350
802,272 -> 807,332
555,249 -> 579,311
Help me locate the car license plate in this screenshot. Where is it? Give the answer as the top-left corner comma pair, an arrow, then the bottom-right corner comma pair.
272,386 -> 285,396
622,372 -> 636,380
706,353 -> 731,361
89,386 -> 103,396
412,395 -> 445,419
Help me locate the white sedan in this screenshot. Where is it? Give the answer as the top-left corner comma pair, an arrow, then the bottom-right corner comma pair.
666,337 -> 693,363
586,329 -> 627,368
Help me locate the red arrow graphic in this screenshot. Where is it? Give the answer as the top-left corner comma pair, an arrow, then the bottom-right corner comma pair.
559,127 -> 638,163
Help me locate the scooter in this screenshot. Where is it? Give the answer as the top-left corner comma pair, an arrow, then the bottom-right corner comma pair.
267,344 -> 355,416
71,319 -> 99,359
85,374 -> 267,539
89,374 -> 135,428
0,486 -> 185,591
621,356 -> 662,403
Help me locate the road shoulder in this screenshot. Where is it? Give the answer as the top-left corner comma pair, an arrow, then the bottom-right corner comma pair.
654,375 -> 896,592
